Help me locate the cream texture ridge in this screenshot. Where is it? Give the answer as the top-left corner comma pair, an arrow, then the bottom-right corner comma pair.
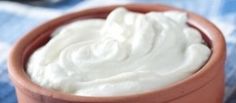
27,7 -> 211,96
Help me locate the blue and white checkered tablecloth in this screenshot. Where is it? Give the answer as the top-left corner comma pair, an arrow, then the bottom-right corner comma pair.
0,0 -> 235,103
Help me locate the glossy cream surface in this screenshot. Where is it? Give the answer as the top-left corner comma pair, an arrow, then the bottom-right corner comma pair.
27,7 -> 211,96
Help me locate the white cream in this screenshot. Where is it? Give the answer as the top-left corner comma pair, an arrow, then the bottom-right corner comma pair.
27,7 -> 211,96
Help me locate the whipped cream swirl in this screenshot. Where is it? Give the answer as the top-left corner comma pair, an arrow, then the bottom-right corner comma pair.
27,7 -> 211,96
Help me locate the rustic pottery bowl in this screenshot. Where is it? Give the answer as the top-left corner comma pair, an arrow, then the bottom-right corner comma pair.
8,4 -> 226,103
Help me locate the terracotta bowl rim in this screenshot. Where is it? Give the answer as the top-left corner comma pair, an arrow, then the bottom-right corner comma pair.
7,4 -> 226,102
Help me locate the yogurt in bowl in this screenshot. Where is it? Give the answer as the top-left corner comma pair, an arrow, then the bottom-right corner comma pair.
27,7 -> 211,96
8,4 -> 225,103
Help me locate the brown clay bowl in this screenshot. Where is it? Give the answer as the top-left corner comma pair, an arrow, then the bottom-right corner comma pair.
8,4 -> 226,103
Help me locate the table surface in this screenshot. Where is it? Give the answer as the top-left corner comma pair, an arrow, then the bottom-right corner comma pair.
0,0 -> 236,103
